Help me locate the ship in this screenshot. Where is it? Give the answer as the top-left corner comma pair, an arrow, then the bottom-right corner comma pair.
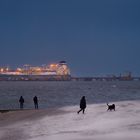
0,61 -> 71,81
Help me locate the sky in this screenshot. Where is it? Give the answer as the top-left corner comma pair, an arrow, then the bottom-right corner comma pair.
0,0 -> 140,76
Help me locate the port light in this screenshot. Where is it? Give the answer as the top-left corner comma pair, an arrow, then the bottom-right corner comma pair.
0,68 -> 4,72
17,68 -> 22,72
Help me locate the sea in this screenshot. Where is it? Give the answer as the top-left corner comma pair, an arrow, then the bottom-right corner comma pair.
0,81 -> 140,110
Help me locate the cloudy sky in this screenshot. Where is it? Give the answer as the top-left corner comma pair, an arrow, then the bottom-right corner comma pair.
0,0 -> 140,76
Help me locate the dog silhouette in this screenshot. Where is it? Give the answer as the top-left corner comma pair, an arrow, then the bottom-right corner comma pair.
107,103 -> 115,111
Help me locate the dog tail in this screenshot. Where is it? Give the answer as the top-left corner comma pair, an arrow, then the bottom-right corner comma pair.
107,103 -> 109,106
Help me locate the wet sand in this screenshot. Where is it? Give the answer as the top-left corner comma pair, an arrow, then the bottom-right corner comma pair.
0,108 -> 69,140
0,108 -> 68,126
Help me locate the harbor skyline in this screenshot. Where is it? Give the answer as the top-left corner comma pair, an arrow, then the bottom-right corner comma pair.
0,0 -> 140,76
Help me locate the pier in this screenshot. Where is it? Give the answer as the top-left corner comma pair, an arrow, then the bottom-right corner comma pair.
72,77 -> 140,81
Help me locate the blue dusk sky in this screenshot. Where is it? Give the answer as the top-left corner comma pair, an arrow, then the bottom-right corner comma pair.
0,0 -> 140,76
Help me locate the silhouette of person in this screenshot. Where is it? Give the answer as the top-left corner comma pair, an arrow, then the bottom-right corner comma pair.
19,96 -> 24,109
33,96 -> 38,109
77,96 -> 86,114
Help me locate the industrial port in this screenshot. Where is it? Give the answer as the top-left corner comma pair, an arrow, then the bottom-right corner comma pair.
0,61 -> 139,81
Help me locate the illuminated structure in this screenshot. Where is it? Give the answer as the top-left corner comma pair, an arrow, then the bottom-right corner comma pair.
0,61 -> 71,81
0,61 -> 70,76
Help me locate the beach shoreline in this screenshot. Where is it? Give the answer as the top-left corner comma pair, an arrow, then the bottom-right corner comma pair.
0,101 -> 140,140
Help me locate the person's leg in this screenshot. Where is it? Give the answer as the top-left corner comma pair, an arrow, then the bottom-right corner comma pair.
77,109 -> 82,114
82,109 -> 85,114
35,104 -> 37,109
22,103 -> 24,109
20,103 -> 23,109
36,103 -> 38,109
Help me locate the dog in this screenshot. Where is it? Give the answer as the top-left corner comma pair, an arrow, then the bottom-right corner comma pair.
107,103 -> 115,111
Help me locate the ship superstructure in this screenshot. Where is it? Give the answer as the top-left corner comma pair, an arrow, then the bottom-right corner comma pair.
0,61 -> 70,76
0,61 -> 71,81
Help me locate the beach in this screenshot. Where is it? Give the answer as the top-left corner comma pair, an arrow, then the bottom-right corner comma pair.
1,0 -> 140,139
1,101 -> 140,140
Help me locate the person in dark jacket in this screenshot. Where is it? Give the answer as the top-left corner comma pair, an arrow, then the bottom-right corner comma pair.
19,96 -> 24,109
33,96 -> 38,109
77,96 -> 86,114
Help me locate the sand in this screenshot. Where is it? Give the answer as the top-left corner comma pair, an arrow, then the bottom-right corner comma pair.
0,101 -> 140,140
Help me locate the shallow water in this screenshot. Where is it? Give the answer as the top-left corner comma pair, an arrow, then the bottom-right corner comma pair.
0,81 -> 140,109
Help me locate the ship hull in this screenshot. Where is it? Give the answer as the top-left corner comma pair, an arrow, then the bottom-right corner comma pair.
0,74 -> 71,81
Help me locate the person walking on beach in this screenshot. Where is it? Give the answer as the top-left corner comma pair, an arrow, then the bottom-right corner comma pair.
77,96 -> 86,114
33,96 -> 38,109
19,96 -> 24,109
